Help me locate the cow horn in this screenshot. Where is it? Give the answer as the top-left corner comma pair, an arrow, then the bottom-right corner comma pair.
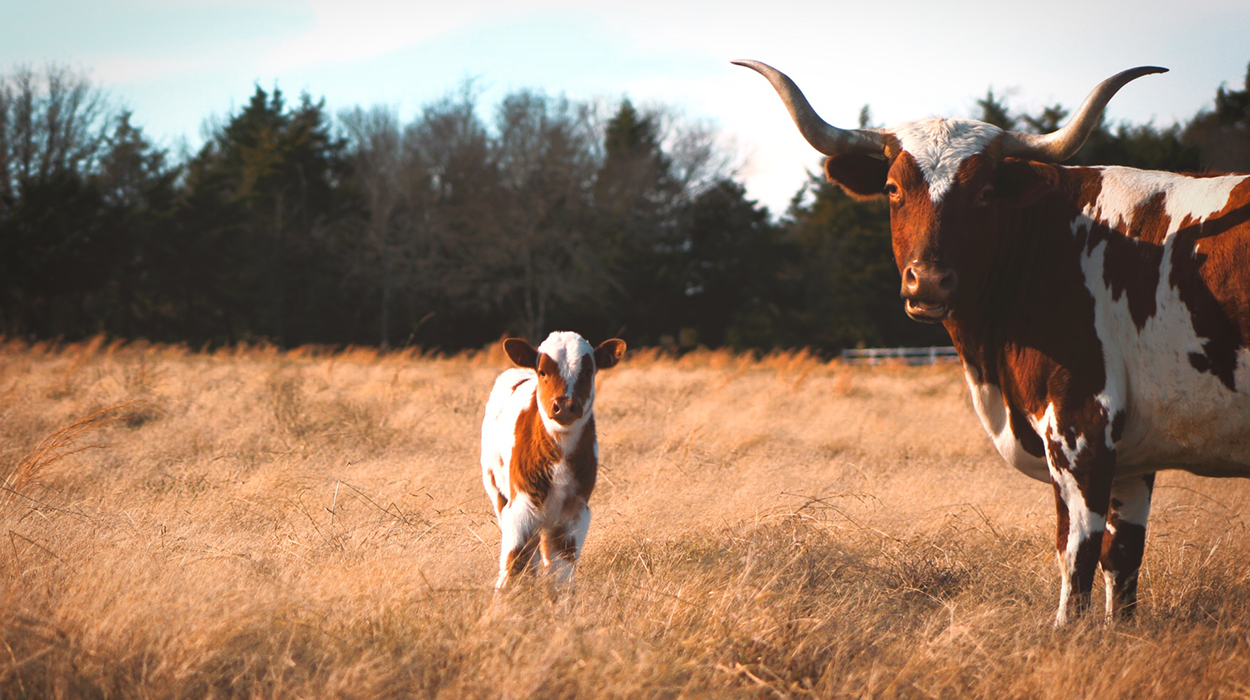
1002,66 -> 1168,162
732,59 -> 886,156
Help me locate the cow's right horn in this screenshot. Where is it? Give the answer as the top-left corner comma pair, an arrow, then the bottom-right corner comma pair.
733,60 -> 886,157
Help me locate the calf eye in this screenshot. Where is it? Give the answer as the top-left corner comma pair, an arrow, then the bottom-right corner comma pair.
884,182 -> 899,197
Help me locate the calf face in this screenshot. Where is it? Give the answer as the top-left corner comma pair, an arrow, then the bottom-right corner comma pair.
504,333 -> 626,429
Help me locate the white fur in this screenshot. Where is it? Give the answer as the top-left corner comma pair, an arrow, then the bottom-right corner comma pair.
963,370 -> 1048,481
892,118 -> 1003,203
1082,167 -> 1245,239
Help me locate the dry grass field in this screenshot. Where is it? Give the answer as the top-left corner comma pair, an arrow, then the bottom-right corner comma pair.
4,338 -> 1250,699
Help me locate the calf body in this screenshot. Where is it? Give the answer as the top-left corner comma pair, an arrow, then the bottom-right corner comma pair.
480,331 -> 625,589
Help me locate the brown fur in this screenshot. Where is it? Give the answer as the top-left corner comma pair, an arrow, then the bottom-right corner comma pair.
511,397 -> 559,502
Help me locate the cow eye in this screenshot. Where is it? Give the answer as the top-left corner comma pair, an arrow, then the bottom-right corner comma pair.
884,182 -> 899,198
537,370 -> 546,378
976,185 -> 995,206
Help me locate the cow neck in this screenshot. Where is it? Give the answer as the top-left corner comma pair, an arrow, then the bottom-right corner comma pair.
945,182 -> 1078,387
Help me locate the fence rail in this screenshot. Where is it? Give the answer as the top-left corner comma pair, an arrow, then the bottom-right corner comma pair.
840,346 -> 960,365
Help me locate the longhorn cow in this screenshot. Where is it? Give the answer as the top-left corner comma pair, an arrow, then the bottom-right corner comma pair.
736,60 -> 1250,625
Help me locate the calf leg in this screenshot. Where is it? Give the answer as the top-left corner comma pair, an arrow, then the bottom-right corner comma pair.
1101,473 -> 1154,618
496,494 -> 542,590
540,498 -> 591,586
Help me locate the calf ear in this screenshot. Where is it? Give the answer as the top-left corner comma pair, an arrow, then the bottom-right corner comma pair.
994,159 -> 1058,208
593,339 -> 626,370
503,338 -> 539,369
825,154 -> 890,200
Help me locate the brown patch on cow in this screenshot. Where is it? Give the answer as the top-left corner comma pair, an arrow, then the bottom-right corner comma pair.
1009,406 -> 1045,458
1072,533 -> 1103,612
1169,178 -> 1250,391
511,397 -> 560,501
1078,191 -> 1168,331
541,521 -> 580,566
885,152 -> 945,275
535,353 -> 569,414
566,415 -> 598,502
487,470 -> 508,514
1100,475 -> 1152,617
505,536 -> 542,578
1111,410 -> 1126,444
1052,481 -> 1071,553
572,360 -> 593,406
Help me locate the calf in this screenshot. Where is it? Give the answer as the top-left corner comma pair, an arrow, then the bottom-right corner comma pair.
480,331 -> 626,589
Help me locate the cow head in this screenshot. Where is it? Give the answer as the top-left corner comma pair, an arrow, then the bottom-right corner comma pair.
504,332 -> 626,429
733,60 -> 1165,323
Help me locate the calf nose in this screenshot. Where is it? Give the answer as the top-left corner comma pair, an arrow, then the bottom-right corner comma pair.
550,397 -> 583,423
902,263 -> 957,301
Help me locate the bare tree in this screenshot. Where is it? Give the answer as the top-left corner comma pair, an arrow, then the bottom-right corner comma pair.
341,105 -> 404,348
493,90 -> 599,340
0,64 -> 111,202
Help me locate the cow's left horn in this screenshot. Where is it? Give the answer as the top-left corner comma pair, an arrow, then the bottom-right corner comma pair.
732,59 -> 886,156
1002,66 -> 1168,162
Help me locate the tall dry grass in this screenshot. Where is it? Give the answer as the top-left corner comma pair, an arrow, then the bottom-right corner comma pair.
3,338 -> 1250,698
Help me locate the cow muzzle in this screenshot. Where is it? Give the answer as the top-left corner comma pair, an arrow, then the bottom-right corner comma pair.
901,263 -> 957,322
550,397 -> 584,426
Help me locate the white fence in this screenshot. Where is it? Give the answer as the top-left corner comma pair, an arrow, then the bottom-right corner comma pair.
840,346 -> 960,365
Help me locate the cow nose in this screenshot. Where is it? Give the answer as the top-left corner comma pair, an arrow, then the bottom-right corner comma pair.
551,397 -> 582,423
902,263 -> 958,300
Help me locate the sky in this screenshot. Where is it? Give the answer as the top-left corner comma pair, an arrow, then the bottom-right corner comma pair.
3,0 -> 1249,214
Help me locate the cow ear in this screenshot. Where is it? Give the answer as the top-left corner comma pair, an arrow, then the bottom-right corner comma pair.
593,339 -> 626,370
503,338 -> 539,369
825,154 -> 890,200
994,159 -> 1058,208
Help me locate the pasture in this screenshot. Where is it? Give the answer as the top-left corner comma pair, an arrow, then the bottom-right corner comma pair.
3,339 -> 1250,699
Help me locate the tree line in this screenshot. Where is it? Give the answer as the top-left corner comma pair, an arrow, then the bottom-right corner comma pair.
2,63 -> 1248,354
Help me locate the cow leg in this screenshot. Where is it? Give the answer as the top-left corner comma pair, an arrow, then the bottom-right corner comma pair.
495,494 -> 543,590
540,497 -> 591,587
1101,473 -> 1154,618
1046,421 -> 1116,627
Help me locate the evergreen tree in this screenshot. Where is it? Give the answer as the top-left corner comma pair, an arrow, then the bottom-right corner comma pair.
783,175 -> 950,353
181,85 -> 349,346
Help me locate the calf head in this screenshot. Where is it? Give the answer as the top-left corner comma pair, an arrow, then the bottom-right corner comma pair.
504,332 -> 626,430
733,60 -> 1164,323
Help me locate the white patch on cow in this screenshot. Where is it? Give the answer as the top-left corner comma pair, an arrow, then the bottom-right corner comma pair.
480,367 -> 537,500
496,491 -> 543,589
892,118 -> 1003,203
963,370 -> 1048,481
1084,167 -> 1246,239
1070,170 -> 1250,476
1109,475 -> 1153,527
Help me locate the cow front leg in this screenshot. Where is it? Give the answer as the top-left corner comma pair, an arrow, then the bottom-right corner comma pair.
496,494 -> 542,590
540,497 -> 591,587
1101,473 -> 1154,618
1046,424 -> 1115,627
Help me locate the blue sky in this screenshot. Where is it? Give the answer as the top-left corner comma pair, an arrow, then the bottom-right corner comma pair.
3,0 -> 1249,213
